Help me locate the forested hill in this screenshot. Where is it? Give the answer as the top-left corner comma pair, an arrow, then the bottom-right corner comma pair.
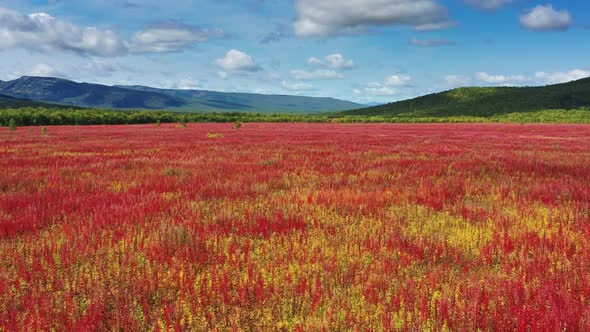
0,92 -> 64,109
339,77 -> 590,117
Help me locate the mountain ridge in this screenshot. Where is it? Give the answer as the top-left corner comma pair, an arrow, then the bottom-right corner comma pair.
0,76 -> 361,113
0,90 -> 72,109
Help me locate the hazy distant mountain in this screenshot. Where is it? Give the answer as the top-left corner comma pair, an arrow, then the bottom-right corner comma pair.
364,102 -> 384,107
0,76 -> 362,113
340,77 -> 590,117
116,85 -> 362,113
0,76 -> 184,110
0,91 -> 65,109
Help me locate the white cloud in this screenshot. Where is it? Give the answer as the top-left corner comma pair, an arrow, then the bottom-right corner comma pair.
410,37 -> 455,47
28,63 -> 63,77
357,74 -> 412,97
475,72 -> 528,85
446,69 -> 589,88
128,23 -> 224,53
217,71 -> 228,79
365,84 -> 397,96
519,5 -> 573,32
281,80 -> 314,91
175,78 -> 201,90
158,78 -> 201,90
464,0 -> 516,10
294,0 -> 453,37
0,7 -> 125,56
413,21 -> 457,31
0,7 -> 223,56
385,74 -> 412,86
535,69 -> 590,84
308,53 -> 354,70
290,69 -> 343,80
215,49 -> 261,72
444,75 -> 472,87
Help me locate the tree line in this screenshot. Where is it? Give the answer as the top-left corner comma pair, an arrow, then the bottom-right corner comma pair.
1,107 -> 589,127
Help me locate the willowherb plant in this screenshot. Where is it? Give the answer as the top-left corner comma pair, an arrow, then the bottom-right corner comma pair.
1,123 -> 589,331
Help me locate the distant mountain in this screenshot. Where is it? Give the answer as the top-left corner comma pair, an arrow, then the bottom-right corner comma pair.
0,91 -> 65,109
339,77 -> 590,117
363,102 -> 384,107
115,85 -> 361,113
0,76 -> 361,113
0,76 -> 184,110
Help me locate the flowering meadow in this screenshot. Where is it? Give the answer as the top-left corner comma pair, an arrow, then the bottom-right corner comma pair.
1,123 -> 589,331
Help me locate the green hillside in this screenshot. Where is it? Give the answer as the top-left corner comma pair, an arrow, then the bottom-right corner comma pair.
339,77 -> 590,117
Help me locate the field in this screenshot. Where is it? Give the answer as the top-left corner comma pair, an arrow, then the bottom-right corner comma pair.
1,123 -> 590,331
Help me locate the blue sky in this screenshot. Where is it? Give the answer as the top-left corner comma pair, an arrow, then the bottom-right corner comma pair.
0,0 -> 588,103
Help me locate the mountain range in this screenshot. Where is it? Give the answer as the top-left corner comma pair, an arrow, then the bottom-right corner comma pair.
0,76 -> 361,113
1,76 -> 589,117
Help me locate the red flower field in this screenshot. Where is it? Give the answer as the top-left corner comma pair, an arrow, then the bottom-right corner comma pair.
1,123 -> 589,331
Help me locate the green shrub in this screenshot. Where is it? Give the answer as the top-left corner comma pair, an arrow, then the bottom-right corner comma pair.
8,118 -> 16,131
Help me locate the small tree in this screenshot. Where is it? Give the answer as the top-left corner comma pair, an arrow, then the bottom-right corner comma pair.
180,117 -> 187,128
41,127 -> 47,135
234,121 -> 242,130
8,118 -> 17,132
156,119 -> 161,127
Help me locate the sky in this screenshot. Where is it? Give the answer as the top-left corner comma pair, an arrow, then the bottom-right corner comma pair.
0,0 -> 588,104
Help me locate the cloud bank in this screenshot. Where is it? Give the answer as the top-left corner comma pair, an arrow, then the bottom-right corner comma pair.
294,0 -> 453,37
0,7 -> 223,56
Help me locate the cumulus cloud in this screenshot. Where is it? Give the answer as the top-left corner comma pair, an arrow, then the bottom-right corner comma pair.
444,75 -> 472,87
409,37 -> 455,47
174,78 -> 202,90
464,0 -> 516,10
0,7 -> 223,56
281,80 -> 314,91
451,69 -> 588,87
364,82 -> 397,96
290,69 -> 343,80
28,63 -> 64,77
308,53 -> 355,70
519,4 -> 573,32
215,49 -> 261,72
293,0 -> 453,37
535,69 -> 590,84
0,7 -> 125,56
385,74 -> 412,86
475,72 -> 528,85
128,22 -> 224,53
309,54 -> 354,70
357,74 -> 412,97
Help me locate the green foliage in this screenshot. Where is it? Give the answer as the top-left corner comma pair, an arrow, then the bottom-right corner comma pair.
233,121 -> 242,130
8,118 -> 16,131
41,127 -> 47,135
0,107 -> 589,126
